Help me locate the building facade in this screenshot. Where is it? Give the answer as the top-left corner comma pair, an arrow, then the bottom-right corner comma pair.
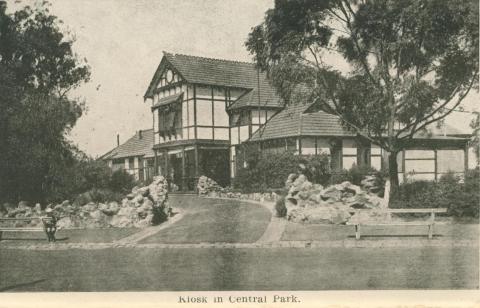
103,52 -> 470,190
100,129 -> 155,182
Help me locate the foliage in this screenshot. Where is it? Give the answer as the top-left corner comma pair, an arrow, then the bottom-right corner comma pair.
0,2 -> 91,203
390,170 -> 479,218
151,204 -> 169,225
329,164 -> 387,195
233,147 -> 330,192
48,157 -> 135,204
73,188 -> 124,206
275,197 -> 287,218
246,0 -> 479,188
108,169 -> 136,194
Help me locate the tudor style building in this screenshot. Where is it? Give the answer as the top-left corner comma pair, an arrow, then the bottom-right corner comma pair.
102,52 -> 470,190
142,52 -> 283,190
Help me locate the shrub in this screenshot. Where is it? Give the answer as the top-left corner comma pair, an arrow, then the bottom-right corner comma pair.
329,164 -> 381,186
390,170 -> 479,218
275,197 -> 287,217
233,148 -> 330,192
73,188 -> 124,206
108,169 -> 136,193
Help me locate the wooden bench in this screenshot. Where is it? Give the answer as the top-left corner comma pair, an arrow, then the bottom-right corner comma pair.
0,217 -> 55,241
346,208 -> 447,239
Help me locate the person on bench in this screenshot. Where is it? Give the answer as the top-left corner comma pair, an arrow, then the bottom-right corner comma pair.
43,208 -> 58,242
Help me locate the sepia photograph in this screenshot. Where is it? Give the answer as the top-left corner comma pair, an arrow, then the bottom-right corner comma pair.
0,0 -> 479,306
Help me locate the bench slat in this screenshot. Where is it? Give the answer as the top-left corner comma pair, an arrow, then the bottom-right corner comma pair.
0,228 -> 45,232
0,217 -> 52,221
347,222 -> 433,226
387,208 -> 447,213
348,208 -> 447,214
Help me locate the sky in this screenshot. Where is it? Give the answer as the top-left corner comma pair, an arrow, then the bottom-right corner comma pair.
7,0 -> 480,157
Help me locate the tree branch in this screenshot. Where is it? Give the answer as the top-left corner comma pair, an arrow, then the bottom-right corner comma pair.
398,72 -> 478,140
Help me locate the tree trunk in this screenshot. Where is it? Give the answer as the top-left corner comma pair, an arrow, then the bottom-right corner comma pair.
388,151 -> 400,196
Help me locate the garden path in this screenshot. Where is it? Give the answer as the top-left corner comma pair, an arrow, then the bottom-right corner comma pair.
114,209 -> 185,244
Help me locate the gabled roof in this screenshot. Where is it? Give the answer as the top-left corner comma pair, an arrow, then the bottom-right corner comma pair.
101,129 -> 155,160
144,52 -> 282,109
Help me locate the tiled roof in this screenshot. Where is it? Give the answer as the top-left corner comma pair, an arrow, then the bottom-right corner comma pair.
229,86 -> 283,110
250,102 -> 468,141
101,129 -> 155,160
151,93 -> 183,109
250,103 -> 355,141
145,52 -> 282,108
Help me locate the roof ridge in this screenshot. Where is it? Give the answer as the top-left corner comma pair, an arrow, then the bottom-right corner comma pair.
165,51 -> 255,66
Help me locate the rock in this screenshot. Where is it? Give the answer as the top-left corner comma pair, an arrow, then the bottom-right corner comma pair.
57,217 -> 75,229
138,187 -> 150,197
341,182 -> 363,195
149,176 -> 169,202
136,203 -> 152,219
34,203 -> 42,215
131,186 -> 140,195
287,207 -> 308,223
121,198 -> 132,207
142,198 -> 153,208
126,193 -> 135,200
83,202 -> 97,212
320,186 -> 342,202
197,175 -> 222,196
110,215 -> 133,228
302,206 -> 351,224
285,173 -> 299,190
344,191 -> 370,209
133,194 -> 144,204
18,201 -> 29,209
364,194 -> 385,209
289,174 -> 308,194
61,200 -> 70,207
90,210 -> 103,221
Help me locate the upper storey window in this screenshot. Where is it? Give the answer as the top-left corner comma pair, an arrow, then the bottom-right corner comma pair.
157,69 -> 181,90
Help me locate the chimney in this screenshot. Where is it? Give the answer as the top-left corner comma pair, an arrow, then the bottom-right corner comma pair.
139,130 -> 143,139
117,134 -> 120,147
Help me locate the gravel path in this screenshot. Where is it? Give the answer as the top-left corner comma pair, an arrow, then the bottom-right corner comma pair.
114,209 -> 184,244
1,238 -> 476,251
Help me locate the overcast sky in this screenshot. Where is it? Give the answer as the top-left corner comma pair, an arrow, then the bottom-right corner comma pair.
8,0 -> 479,157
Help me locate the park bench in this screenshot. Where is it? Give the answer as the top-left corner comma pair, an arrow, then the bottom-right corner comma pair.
0,217 -> 55,241
346,179 -> 447,239
346,208 -> 448,240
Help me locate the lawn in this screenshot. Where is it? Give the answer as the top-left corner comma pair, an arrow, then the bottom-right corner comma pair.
140,195 -> 271,244
0,246 -> 477,291
282,222 -> 479,241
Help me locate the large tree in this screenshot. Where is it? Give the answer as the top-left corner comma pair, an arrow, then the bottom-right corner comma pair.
0,1 -> 90,202
246,0 -> 479,189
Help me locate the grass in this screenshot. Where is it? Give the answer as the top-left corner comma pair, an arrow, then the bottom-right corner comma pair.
140,195 -> 271,244
0,228 -> 138,244
0,246 -> 477,291
281,221 -> 479,241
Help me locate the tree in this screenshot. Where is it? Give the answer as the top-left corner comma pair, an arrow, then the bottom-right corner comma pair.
471,111 -> 480,166
0,1 -> 90,202
246,0 -> 479,190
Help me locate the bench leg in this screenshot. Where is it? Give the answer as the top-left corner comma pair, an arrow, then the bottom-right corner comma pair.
0,231 -> 2,242
428,224 -> 433,239
355,225 -> 361,240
